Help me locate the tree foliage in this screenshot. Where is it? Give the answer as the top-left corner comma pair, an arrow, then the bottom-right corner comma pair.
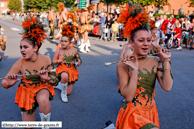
153,0 -> 169,8
64,0 -> 76,8
100,0 -> 128,5
8,0 -> 22,12
24,0 -> 64,12
186,0 -> 194,7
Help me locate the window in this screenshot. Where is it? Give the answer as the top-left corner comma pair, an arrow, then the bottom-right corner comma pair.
1,3 -> 4,7
188,10 -> 190,14
172,9 -> 174,15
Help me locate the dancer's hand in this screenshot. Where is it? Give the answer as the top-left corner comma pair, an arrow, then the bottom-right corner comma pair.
6,74 -> 20,86
57,59 -> 62,64
124,55 -> 138,71
158,47 -> 171,63
37,70 -> 49,81
151,37 -> 159,48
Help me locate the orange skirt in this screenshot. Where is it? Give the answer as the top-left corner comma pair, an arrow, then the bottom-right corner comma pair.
15,82 -> 55,114
56,64 -> 79,85
116,96 -> 160,129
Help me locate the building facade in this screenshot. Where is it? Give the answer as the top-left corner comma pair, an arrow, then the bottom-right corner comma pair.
0,0 -> 9,14
91,0 -> 194,15
147,0 -> 194,15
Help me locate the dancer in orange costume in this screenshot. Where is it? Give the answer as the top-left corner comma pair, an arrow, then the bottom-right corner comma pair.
53,23 -> 82,103
105,2 -> 173,129
0,35 -> 7,61
1,16 -> 59,127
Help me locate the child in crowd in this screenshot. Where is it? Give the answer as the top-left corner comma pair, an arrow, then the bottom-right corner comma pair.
111,20 -> 118,42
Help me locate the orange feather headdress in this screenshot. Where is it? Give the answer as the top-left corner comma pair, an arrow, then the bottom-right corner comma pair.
61,23 -> 77,39
87,4 -> 94,11
22,16 -> 47,47
118,2 -> 150,38
57,2 -> 65,15
67,11 -> 76,22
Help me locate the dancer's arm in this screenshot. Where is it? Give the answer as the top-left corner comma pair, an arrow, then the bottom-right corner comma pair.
75,49 -> 82,66
117,55 -> 138,102
157,48 -> 173,91
53,49 -> 62,65
1,60 -> 21,89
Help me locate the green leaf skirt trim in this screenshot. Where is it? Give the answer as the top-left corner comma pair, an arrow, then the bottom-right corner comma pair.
140,123 -> 158,129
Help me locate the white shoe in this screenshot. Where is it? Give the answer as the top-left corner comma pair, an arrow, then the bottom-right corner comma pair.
187,45 -> 190,48
39,113 -> 51,129
79,43 -> 87,53
61,83 -> 68,102
177,46 -> 182,51
85,43 -> 90,52
54,82 -> 61,90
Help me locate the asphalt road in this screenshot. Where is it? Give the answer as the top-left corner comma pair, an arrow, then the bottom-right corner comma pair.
0,19 -> 194,129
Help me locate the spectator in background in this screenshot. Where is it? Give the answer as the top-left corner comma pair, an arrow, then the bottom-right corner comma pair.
161,15 -> 169,45
173,22 -> 182,50
182,17 -> 190,48
155,16 -> 162,38
92,14 -> 101,37
111,20 -> 118,42
99,13 -> 106,40
106,13 -> 113,41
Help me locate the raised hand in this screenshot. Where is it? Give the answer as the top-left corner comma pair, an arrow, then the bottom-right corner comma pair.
159,47 -> 171,62
124,55 -> 139,71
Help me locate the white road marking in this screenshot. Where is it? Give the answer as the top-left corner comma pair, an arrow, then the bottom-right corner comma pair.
11,28 -> 21,31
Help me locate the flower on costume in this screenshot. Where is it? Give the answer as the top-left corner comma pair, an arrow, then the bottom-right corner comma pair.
22,16 -> 47,47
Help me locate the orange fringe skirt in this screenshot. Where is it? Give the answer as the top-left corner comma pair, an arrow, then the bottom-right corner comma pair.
56,64 -> 79,85
15,82 -> 55,114
116,97 -> 160,129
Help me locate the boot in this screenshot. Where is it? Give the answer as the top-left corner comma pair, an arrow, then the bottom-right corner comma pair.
61,83 -> 68,102
39,112 -> 51,129
77,38 -> 81,46
87,39 -> 91,48
79,43 -> 87,53
85,43 -> 90,52
78,39 -> 83,48
54,82 -> 61,90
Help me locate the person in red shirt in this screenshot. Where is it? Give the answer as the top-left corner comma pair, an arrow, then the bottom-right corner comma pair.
173,22 -> 182,50
161,15 -> 169,45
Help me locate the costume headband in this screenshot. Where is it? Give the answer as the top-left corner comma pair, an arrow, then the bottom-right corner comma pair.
118,2 -> 153,38
22,16 -> 47,47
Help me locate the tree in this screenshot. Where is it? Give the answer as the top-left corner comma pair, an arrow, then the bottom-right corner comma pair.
64,0 -> 75,8
186,0 -> 194,7
24,0 -> 64,12
8,0 -> 22,12
153,0 -> 169,9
